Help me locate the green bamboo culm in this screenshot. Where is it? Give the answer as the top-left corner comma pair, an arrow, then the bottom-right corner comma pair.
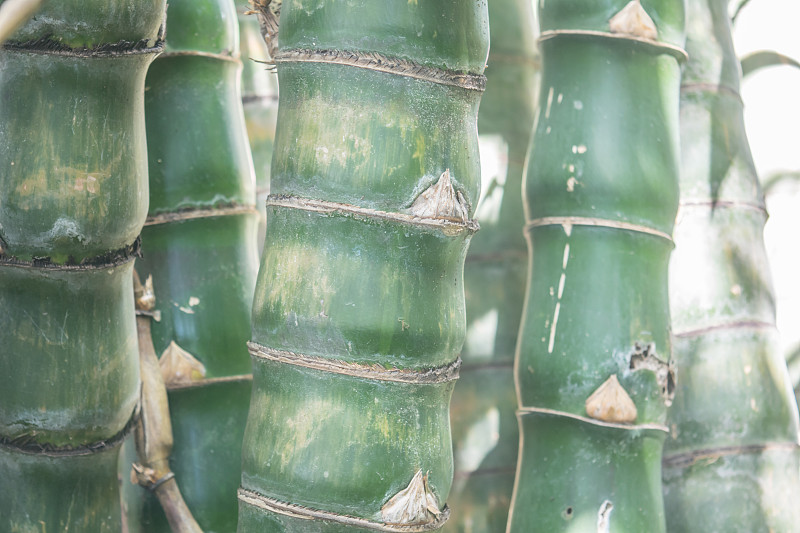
661,0 -> 800,529
238,1 -> 488,531
0,1 -> 165,530
507,1 -> 685,531
443,0 -> 538,531
238,5 -> 279,249
123,0 -> 259,530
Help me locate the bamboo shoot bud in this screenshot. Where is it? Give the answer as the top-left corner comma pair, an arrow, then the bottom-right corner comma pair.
409,170 -> 469,223
585,375 -> 638,424
381,470 -> 442,526
609,0 -> 658,40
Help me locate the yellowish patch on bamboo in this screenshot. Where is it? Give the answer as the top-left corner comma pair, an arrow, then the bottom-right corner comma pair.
409,169 -> 469,222
381,470 -> 441,525
585,375 -> 637,423
159,341 -> 206,386
609,0 -> 658,41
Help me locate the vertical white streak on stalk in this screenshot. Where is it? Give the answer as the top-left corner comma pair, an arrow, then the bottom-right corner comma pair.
562,222 -> 573,237
557,272 -> 566,299
597,500 -> 614,533
562,243 -> 570,269
547,302 -> 561,354
545,87 -> 554,119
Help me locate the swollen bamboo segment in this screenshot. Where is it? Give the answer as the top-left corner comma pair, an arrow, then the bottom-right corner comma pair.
0,1 -> 164,529
443,0 -> 539,531
123,0 -> 260,530
508,1 -> 685,531
661,0 -> 800,529
239,1 -> 488,531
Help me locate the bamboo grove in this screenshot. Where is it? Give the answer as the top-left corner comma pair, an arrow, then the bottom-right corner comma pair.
2,0 -> 800,532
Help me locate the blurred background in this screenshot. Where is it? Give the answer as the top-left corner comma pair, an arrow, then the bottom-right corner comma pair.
733,0 -> 800,386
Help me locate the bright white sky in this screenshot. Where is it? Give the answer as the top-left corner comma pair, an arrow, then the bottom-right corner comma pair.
732,0 -> 800,368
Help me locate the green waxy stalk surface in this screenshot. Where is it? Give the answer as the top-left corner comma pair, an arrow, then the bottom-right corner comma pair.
238,1 -> 488,531
122,0 -> 259,531
0,1 -> 164,530
508,1 -> 685,531
661,0 -> 800,529
444,0 -> 539,531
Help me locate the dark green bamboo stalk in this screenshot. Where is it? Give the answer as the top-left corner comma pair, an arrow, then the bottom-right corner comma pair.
508,1 -> 685,531
0,2 -> 164,530
238,5 -> 279,249
122,0 -> 259,531
443,0 -> 538,531
661,0 -> 800,529
238,1 -> 488,530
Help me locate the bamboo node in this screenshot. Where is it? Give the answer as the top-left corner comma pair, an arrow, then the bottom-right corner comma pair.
585,375 -> 637,424
409,170 -> 469,223
159,341 -> 206,387
629,342 -> 676,406
609,0 -> 658,41
381,470 -> 442,526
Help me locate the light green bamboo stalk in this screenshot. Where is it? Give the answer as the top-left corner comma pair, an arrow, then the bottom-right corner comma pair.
444,0 -> 538,530
661,0 -> 800,529
0,1 -> 165,529
238,1 -> 488,530
508,1 -> 685,530
122,0 -> 259,531
238,6 -> 279,249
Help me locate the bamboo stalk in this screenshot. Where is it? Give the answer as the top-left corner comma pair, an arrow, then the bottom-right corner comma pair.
443,0 -> 539,531
0,1 -> 165,529
238,1 -> 488,530
238,6 -> 279,250
121,0 -> 260,530
661,0 -> 800,529
507,1 -> 685,530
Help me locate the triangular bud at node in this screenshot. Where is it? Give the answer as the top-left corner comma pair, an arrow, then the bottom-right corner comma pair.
585,374 -> 637,423
609,0 -> 658,41
381,470 -> 442,526
409,169 -> 469,222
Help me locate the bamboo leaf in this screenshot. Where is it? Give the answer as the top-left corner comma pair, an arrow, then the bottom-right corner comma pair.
741,50 -> 800,78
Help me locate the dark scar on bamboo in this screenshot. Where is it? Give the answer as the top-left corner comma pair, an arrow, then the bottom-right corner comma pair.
663,442 -> 800,469
248,342 -> 461,384
237,489 -> 451,532
0,237 -> 142,270
0,407 -> 139,457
